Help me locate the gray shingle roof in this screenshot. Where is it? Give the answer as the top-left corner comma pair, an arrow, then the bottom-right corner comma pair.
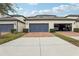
26,15 -> 76,21
0,17 -> 17,20
36,15 -> 57,17
0,17 -> 25,23
65,15 -> 79,17
10,15 -> 27,19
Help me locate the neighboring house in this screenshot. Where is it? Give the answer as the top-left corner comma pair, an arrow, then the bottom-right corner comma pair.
25,15 -> 79,32
0,15 -> 25,32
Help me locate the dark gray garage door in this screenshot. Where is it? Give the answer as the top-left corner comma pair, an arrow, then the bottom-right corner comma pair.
0,24 -> 14,32
29,24 -> 48,32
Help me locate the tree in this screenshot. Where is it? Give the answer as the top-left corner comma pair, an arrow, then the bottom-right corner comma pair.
0,3 -> 15,37
0,3 -> 15,15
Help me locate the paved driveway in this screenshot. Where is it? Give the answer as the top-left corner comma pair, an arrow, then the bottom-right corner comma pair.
24,32 -> 54,37
57,32 -> 79,40
0,35 -> 79,56
58,32 -> 79,36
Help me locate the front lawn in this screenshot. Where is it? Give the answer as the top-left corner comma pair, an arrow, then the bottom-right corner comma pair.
54,32 -> 79,47
0,33 -> 24,45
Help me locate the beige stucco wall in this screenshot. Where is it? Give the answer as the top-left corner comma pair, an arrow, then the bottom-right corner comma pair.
14,17 -> 25,32
17,21 -> 25,32
75,22 -> 79,28
26,20 -> 76,31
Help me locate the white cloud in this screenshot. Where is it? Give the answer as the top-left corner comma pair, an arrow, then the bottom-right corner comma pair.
14,7 -> 25,15
10,4 -> 79,17
15,7 -> 24,11
27,4 -> 79,16
31,10 -> 38,15
28,3 -> 38,5
18,8 -> 23,10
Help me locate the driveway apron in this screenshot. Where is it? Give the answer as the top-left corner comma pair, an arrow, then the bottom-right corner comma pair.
0,33 -> 79,56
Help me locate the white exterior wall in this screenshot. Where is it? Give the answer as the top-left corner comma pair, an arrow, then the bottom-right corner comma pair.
75,22 -> 79,28
66,17 -> 79,29
17,22 -> 25,32
14,17 -> 25,32
66,17 -> 78,19
0,21 -> 25,32
0,21 -> 17,29
26,20 -> 76,31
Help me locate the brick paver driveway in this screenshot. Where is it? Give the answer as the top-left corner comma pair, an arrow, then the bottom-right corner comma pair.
58,32 -> 79,36
24,32 -> 54,37
57,32 -> 79,40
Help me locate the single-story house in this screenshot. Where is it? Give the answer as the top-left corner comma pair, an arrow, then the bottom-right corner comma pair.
0,14 -> 79,32
25,15 -> 79,32
0,15 -> 25,32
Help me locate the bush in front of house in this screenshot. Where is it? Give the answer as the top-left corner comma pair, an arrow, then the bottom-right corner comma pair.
11,29 -> 17,33
50,29 -> 55,33
74,28 -> 79,32
23,28 -> 28,33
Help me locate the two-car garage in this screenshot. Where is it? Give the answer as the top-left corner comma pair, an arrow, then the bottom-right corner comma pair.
0,24 -> 14,32
29,23 -> 49,32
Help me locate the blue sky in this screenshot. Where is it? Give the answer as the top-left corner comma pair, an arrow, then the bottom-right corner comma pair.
12,3 -> 79,16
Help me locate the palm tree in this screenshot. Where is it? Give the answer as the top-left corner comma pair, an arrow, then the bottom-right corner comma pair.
0,3 -> 15,37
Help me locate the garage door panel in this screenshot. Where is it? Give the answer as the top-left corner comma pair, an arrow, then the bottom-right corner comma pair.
54,23 -> 72,31
29,24 -> 48,32
0,24 -> 14,32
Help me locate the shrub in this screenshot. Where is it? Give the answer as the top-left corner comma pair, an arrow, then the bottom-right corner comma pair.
11,29 -> 17,33
23,28 -> 28,33
50,29 -> 55,33
74,28 -> 79,32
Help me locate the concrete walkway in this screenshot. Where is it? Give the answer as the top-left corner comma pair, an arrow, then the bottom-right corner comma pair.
0,36 -> 79,56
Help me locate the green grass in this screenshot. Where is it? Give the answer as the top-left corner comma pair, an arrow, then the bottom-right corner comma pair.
54,32 -> 79,47
0,33 -> 24,45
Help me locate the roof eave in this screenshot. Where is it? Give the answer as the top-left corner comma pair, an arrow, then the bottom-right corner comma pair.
26,18 -> 76,21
